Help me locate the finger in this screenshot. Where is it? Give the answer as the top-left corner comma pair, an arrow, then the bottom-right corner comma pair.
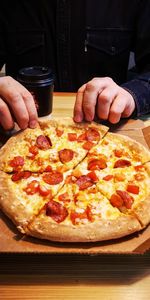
0,76 -> 38,129
82,80 -> 101,122
0,98 -> 14,130
8,79 -> 38,128
73,84 -> 86,122
96,87 -> 117,120
108,96 -> 127,124
20,89 -> 38,128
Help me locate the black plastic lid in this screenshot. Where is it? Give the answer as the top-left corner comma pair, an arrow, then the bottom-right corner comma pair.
18,66 -> 54,83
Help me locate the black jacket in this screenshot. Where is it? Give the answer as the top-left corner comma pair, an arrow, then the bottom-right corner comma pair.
0,0 -> 150,116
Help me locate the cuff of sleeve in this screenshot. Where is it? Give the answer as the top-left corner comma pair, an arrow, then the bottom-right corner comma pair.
121,79 -> 150,117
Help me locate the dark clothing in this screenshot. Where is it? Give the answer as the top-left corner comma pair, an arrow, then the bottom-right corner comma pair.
0,0 -> 150,116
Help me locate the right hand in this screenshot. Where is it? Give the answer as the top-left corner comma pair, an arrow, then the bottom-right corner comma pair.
0,76 -> 38,130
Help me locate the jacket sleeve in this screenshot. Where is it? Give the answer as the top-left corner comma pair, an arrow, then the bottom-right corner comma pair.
121,0 -> 150,117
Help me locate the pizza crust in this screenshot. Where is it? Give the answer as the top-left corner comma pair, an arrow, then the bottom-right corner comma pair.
27,212 -> 141,242
39,117 -> 109,138
104,132 -> 150,163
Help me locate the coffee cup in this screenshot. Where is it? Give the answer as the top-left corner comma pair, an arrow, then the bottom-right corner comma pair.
18,66 -> 54,117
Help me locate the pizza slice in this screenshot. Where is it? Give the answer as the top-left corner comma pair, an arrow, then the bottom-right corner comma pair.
26,174 -> 141,242
0,126 -> 53,172
0,168 -> 71,232
38,117 -> 108,170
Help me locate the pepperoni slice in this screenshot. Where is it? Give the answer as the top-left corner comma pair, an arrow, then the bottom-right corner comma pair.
11,171 -> 24,182
9,156 -> 24,168
88,158 -> 107,170
110,194 -> 124,208
58,149 -> 74,163
36,135 -> 52,150
42,171 -> 63,185
114,159 -> 131,168
11,171 -> 31,181
24,180 -> 39,195
85,128 -> 100,141
116,190 -> 134,209
126,184 -> 139,194
46,200 -> 68,223
76,175 -> 94,190
82,141 -> 94,150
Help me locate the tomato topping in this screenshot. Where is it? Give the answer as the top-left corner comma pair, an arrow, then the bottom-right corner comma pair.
103,175 -> 113,181
114,159 -> 131,168
127,184 -> 139,194
65,175 -> 76,184
58,192 -> 71,203
36,135 -> 52,150
68,133 -> 77,141
37,157 -> 44,166
134,165 -> 145,171
24,180 -> 39,195
70,210 -> 87,225
56,129 -> 64,137
42,171 -> 63,185
77,132 -> 86,142
87,171 -> 99,182
88,158 -> 107,170
82,141 -> 94,150
110,194 -> 124,208
29,145 -> 39,155
86,205 -> 94,222
38,185 -> 52,197
9,156 -> 24,168
134,173 -> 145,181
114,173 -> 125,182
76,175 -> 94,190
58,149 -> 74,163
113,149 -> 123,158
44,165 -> 53,172
116,190 -> 134,209
46,200 -> 68,223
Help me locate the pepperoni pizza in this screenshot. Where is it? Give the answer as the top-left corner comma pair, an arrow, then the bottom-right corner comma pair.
0,117 -> 150,242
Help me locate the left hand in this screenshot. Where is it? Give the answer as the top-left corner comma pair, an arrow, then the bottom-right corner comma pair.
73,77 -> 136,124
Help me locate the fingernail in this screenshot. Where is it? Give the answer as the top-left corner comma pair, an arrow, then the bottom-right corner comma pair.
29,120 -> 38,128
74,115 -> 82,122
86,114 -> 93,122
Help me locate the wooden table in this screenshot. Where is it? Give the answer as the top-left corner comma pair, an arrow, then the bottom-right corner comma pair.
0,93 -> 150,300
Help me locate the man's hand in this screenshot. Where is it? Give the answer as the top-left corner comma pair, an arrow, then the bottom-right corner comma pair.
74,77 -> 135,124
0,76 -> 38,130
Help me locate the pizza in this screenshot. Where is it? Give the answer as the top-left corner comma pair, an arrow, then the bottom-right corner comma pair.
0,117 -> 150,243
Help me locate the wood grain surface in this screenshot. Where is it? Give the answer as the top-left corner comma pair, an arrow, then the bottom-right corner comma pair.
0,93 -> 150,300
